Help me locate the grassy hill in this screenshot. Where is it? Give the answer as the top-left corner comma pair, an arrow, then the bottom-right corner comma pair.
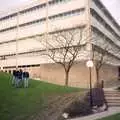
0,72 -> 84,120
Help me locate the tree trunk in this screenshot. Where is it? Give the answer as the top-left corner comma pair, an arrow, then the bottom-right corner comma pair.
96,69 -> 99,83
96,68 -> 100,87
65,70 -> 69,86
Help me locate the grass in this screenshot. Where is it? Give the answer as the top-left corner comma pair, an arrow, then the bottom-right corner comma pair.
0,72 -> 84,120
97,113 -> 120,120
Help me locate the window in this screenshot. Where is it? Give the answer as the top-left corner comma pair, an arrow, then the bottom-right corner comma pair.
0,0 -> 71,22
0,8 -> 85,33
91,8 -> 120,41
93,0 -> 120,33
49,0 -> 71,5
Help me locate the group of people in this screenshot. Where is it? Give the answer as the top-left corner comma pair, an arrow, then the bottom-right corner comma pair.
12,69 -> 29,88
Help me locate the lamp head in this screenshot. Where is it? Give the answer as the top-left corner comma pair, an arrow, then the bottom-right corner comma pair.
86,60 -> 93,68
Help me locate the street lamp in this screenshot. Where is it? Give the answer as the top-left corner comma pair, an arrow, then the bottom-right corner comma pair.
86,60 -> 94,107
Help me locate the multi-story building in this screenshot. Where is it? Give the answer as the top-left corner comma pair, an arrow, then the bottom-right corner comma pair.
0,0 -> 120,88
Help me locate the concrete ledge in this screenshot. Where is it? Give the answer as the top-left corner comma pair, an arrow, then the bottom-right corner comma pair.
68,107 -> 120,120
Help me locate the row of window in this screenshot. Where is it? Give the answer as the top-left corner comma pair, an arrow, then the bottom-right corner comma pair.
0,8 -> 85,33
92,26 -> 120,54
0,49 -> 41,59
0,0 -> 71,21
0,26 -> 16,33
92,0 -> 120,32
0,26 -> 85,57
93,44 -> 120,63
20,0 -> 71,14
92,26 -> 120,56
91,8 -> 120,41
0,25 -> 85,46
3,64 -> 40,70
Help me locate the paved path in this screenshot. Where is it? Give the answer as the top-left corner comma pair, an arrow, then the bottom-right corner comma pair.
68,107 -> 120,120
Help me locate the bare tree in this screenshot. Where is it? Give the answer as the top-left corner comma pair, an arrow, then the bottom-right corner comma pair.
42,27 -> 88,86
92,35 -> 118,86
92,44 -> 108,85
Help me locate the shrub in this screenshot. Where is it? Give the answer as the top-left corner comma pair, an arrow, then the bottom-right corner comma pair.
116,86 -> 120,90
63,94 -> 92,118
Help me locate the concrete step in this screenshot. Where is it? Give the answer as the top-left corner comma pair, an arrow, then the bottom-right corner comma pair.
106,100 -> 120,102
104,91 -> 120,94
105,93 -> 120,95
106,100 -> 120,103
104,92 -> 120,95
104,90 -> 120,107
105,95 -> 120,98
104,92 -> 120,96
104,91 -> 120,93
105,96 -> 120,99
107,101 -> 120,104
107,103 -> 120,107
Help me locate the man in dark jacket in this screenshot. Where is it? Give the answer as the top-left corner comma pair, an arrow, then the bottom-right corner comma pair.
23,71 -> 29,88
15,70 -> 19,87
16,69 -> 23,87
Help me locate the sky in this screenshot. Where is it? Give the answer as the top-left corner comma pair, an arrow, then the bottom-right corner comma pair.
100,0 -> 120,25
0,0 -> 119,25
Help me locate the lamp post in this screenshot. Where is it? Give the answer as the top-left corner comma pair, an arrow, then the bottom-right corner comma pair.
86,60 -> 94,107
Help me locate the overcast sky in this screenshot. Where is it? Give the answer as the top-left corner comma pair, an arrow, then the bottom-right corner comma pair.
0,0 -> 119,25
101,0 -> 120,25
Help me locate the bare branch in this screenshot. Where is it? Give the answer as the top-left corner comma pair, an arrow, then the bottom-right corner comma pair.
43,27 -> 86,85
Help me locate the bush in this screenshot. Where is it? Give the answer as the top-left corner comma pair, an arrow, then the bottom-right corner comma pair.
63,94 -> 92,118
116,86 -> 120,90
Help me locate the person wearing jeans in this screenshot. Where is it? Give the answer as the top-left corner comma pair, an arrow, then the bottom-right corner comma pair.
23,71 -> 29,88
12,70 -> 16,86
15,70 -> 19,87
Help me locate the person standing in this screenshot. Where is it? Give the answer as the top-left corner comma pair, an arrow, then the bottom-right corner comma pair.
15,69 -> 23,87
23,71 -> 29,88
19,69 -> 23,87
12,70 -> 16,86
15,70 -> 19,87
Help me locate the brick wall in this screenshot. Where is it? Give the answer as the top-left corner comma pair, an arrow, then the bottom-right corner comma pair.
28,62 -> 118,88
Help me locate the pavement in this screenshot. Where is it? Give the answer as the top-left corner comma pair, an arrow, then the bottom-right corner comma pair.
68,107 -> 120,120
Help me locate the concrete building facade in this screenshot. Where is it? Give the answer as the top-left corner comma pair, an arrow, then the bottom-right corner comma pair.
0,0 -> 120,88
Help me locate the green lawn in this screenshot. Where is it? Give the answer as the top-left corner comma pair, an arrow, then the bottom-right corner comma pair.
0,72 -> 83,120
97,113 -> 120,120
